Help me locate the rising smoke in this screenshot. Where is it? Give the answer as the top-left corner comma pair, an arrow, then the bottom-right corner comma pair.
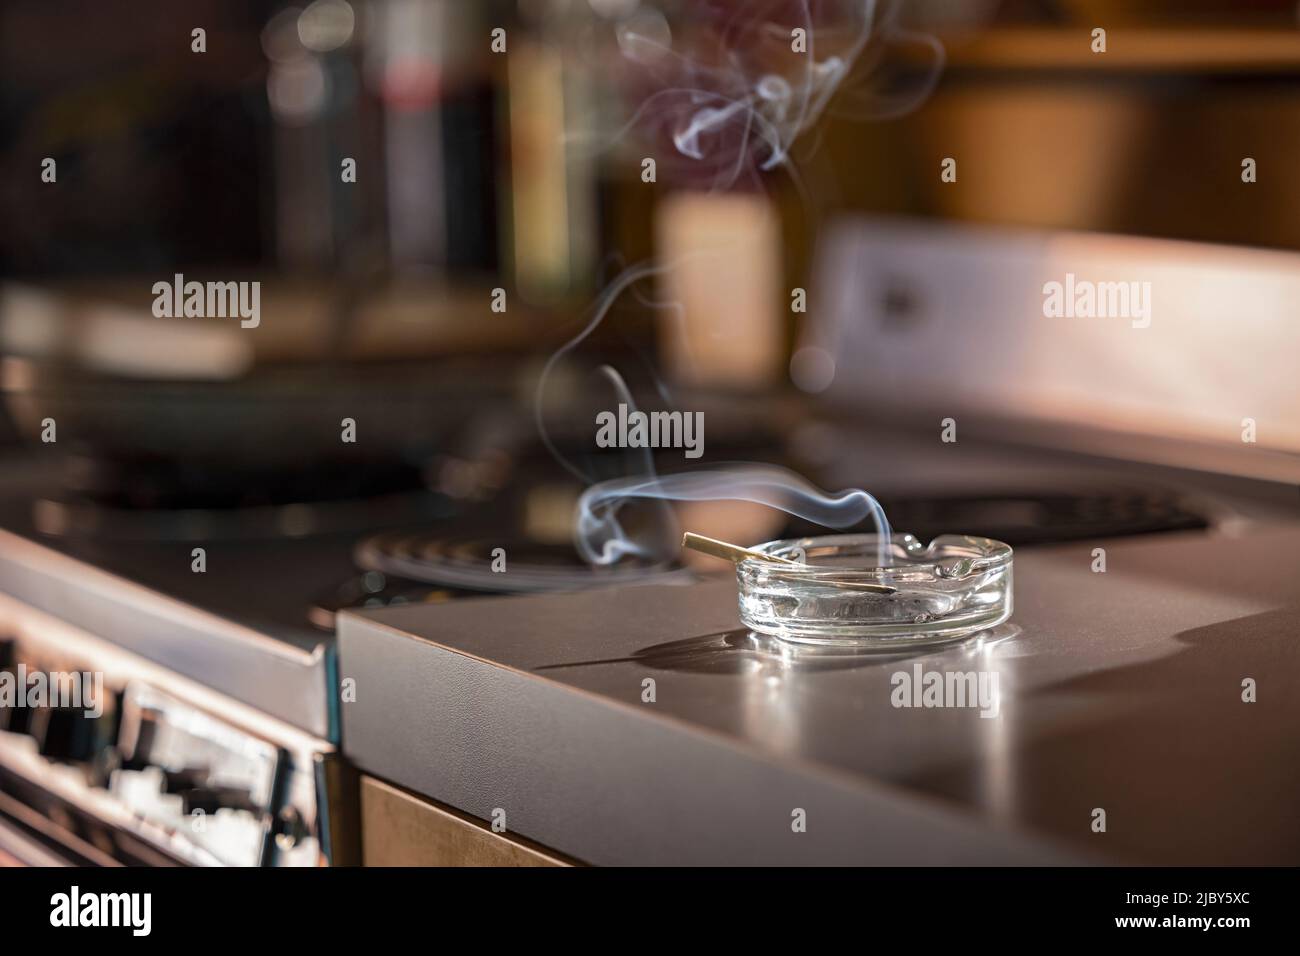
595,0 -> 946,189
537,0 -> 947,569
575,463 -> 892,565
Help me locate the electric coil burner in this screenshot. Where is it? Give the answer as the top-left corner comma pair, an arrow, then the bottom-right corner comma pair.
29,454 -> 450,542
353,530 -> 692,594
308,531 -> 693,630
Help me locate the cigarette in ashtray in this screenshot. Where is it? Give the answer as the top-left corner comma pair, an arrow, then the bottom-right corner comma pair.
681,532 -> 897,594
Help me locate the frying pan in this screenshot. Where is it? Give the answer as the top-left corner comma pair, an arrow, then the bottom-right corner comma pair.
0,281 -> 544,482
1,356 -> 500,469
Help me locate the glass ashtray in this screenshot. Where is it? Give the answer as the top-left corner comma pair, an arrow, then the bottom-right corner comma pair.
736,533 -> 1013,648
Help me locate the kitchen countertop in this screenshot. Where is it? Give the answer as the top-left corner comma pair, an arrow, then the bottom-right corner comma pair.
339,524 -> 1300,865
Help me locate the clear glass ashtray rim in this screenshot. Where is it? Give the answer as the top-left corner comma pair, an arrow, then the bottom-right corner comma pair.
737,532 -> 1014,582
734,532 -> 1015,647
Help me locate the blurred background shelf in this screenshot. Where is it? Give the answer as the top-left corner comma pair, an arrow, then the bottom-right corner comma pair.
939,27 -> 1300,73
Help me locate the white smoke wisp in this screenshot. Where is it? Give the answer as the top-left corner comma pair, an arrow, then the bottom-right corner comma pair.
575,463 -> 893,566
591,0 -> 946,189
536,1 -> 951,571
534,259 -> 674,485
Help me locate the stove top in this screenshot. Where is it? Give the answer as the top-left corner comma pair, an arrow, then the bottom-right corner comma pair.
0,420 -> 1292,743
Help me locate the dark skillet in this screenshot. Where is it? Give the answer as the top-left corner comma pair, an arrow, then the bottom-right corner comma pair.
1,356 -> 507,470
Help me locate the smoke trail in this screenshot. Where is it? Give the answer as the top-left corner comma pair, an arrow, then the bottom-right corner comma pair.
532,1 -> 948,571
575,464 -> 892,566
534,259 -> 673,484
583,0 -> 945,189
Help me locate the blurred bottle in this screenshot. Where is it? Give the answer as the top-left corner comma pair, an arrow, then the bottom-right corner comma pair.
362,0 -> 500,277
506,0 -> 600,303
264,0 -> 373,271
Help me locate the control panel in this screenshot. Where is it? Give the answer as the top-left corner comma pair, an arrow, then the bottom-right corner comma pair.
0,597 -> 346,866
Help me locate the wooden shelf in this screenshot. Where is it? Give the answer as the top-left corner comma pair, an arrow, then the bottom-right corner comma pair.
935,27 -> 1300,73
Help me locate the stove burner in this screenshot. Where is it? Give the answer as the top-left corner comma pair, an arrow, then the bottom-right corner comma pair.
62,453 -> 431,510
29,453 -> 454,541
33,491 -> 454,542
780,486 -> 1210,547
354,530 -> 694,594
